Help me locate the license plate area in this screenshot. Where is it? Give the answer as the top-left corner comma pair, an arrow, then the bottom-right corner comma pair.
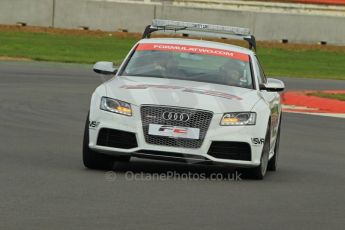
148,124 -> 200,140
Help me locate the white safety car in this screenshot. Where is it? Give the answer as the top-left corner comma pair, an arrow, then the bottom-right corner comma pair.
83,19 -> 285,179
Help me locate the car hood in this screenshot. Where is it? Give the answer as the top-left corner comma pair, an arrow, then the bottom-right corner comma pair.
103,76 -> 260,114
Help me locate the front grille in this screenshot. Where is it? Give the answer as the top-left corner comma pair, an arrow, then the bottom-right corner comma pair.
141,105 -> 213,148
97,128 -> 138,149
207,141 -> 251,161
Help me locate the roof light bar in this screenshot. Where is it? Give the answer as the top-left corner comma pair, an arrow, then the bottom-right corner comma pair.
151,19 -> 250,36
142,19 -> 256,50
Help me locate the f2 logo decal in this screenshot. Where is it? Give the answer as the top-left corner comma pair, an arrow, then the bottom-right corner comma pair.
252,138 -> 265,145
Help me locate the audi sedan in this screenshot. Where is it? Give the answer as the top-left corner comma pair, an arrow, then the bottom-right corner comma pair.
83,24 -> 284,179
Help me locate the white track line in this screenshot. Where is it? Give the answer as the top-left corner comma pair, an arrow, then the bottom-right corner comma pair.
282,105 -> 345,118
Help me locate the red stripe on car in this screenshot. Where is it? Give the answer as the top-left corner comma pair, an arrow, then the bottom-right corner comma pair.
136,43 -> 250,62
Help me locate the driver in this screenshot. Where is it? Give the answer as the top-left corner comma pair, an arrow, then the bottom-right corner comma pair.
151,52 -> 171,72
151,52 -> 182,78
219,60 -> 244,87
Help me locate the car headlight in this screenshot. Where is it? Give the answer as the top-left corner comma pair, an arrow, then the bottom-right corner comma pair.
220,112 -> 256,126
100,97 -> 132,116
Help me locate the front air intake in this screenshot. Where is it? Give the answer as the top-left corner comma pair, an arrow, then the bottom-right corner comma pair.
207,141 -> 251,161
97,128 -> 138,149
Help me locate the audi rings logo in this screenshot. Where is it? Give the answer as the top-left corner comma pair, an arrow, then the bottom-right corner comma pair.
162,112 -> 190,122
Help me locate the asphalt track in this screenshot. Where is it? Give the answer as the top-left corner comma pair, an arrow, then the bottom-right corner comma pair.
1,61 -> 345,230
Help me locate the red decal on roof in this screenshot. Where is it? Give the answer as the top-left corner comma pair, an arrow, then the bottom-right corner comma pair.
136,43 -> 249,62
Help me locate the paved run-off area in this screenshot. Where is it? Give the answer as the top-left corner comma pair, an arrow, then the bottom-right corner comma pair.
0,61 -> 344,230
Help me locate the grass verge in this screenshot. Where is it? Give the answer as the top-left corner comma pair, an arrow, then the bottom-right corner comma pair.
307,92 -> 345,101
1,26 -> 345,80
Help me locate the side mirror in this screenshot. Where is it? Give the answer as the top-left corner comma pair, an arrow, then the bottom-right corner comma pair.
259,78 -> 285,92
93,61 -> 117,75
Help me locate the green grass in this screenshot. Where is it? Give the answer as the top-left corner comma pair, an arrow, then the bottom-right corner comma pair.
307,92 -> 345,101
258,48 -> 345,80
1,30 -> 345,80
0,31 -> 138,65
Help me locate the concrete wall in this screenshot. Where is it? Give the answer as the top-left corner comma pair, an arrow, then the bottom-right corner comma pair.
0,0 -> 53,27
1,0 -> 345,44
54,0 -> 155,32
156,5 -> 345,44
253,12 -> 345,44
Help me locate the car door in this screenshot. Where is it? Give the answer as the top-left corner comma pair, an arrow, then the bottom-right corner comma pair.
253,56 -> 280,152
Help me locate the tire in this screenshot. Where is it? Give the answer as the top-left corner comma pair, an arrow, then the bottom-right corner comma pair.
244,124 -> 271,180
268,122 -> 281,171
83,113 -> 115,170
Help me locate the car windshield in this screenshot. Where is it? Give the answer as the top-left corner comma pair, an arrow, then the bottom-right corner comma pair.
120,43 -> 253,89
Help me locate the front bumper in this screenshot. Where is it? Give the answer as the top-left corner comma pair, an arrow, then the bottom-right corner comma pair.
89,108 -> 267,168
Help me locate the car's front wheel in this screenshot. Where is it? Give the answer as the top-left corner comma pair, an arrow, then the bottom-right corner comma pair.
244,124 -> 270,180
268,121 -> 281,171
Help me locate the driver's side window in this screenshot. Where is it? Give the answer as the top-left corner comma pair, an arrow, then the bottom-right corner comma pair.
254,56 -> 267,84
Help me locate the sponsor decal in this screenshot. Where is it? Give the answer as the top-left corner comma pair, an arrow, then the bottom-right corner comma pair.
182,88 -> 242,100
121,84 -> 183,90
145,115 -> 157,119
172,128 -> 188,134
149,124 -> 200,139
136,43 -> 250,62
158,125 -> 188,134
251,138 -> 265,145
89,121 -> 100,129
158,125 -> 173,132
158,125 -> 187,134
121,84 -> 242,100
